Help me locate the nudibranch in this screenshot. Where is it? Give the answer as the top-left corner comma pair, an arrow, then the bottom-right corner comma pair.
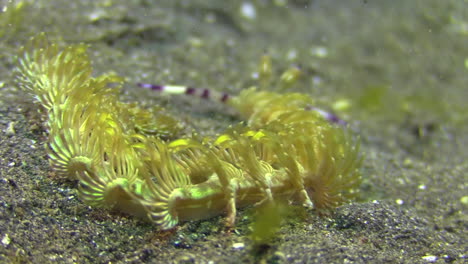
15,34 -> 362,230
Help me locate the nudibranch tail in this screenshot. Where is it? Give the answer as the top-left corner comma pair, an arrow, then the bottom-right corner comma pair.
16,33 -> 92,110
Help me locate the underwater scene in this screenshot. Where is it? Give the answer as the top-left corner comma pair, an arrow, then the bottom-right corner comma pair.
0,0 -> 466,263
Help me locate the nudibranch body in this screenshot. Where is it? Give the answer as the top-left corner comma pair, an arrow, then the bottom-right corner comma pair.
15,34 -> 362,230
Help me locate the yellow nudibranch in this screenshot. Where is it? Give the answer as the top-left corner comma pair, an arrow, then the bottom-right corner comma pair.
15,33 -> 362,230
